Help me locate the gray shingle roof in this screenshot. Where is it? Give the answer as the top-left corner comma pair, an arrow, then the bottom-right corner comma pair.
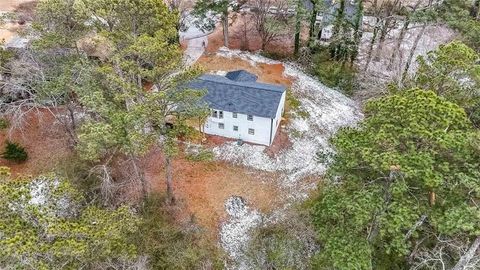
225,70 -> 258,82
187,73 -> 286,119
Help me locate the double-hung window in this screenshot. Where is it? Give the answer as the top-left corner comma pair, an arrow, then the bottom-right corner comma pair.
247,115 -> 253,121
248,128 -> 255,135
218,123 -> 224,129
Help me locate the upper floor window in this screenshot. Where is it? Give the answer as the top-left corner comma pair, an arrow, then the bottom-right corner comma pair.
247,115 -> 253,121
232,112 -> 237,118
233,125 -> 239,131
212,110 -> 218,118
219,111 -> 224,119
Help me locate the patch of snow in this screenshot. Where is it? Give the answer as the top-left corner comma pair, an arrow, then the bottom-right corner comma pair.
213,48 -> 363,193
215,49 -> 362,268
28,179 -> 52,206
220,196 -> 262,270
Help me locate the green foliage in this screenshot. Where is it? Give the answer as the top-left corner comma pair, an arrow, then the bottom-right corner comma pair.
0,169 -> 140,269
0,45 -> 14,66
0,118 -> 9,129
185,146 -> 214,162
137,194 -> 223,269
312,50 -> 358,96
247,209 -> 319,270
311,89 -> 480,269
438,0 -> 480,52
193,0 -> 228,30
2,141 -> 28,163
414,41 -> 480,126
286,89 -> 309,119
259,50 -> 291,61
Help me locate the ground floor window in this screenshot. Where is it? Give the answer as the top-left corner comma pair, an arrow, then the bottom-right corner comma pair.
218,123 -> 224,129
233,125 -> 239,131
248,128 -> 255,135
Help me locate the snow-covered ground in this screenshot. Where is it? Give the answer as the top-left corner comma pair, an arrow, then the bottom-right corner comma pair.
220,196 -> 262,270
213,47 -> 362,196
211,48 -> 363,269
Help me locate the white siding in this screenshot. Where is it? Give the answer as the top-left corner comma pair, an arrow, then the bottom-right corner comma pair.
271,91 -> 286,143
203,110 -> 273,146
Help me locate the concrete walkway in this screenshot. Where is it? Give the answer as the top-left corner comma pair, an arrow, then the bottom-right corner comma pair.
179,15 -> 211,66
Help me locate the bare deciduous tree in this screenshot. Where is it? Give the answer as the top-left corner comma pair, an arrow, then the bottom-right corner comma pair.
250,0 -> 291,51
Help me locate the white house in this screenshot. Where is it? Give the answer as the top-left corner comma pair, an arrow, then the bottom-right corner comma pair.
188,70 -> 286,146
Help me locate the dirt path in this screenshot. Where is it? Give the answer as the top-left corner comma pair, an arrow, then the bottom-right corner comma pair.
0,0 -> 34,11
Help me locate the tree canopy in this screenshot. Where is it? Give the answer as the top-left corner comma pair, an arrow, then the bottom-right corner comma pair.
311,89 -> 480,269
414,41 -> 480,126
0,167 -> 140,269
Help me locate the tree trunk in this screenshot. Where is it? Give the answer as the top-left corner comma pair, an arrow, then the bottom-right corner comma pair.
404,214 -> 427,240
130,154 -> 148,202
374,19 -> 390,61
350,0 -> 364,65
471,0 -> 480,19
429,191 -> 436,206
294,0 -> 302,56
387,19 -> 409,70
331,0 -> 346,61
374,0 -> 400,61
452,236 -> 480,270
222,11 -> 229,47
364,17 -> 380,71
401,23 -> 427,84
165,155 -> 176,205
367,167 -> 397,243
308,1 -> 317,47
388,0 -> 422,70
66,101 -> 78,146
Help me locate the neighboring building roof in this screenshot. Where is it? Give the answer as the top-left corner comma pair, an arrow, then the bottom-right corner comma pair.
225,70 -> 258,82
187,72 -> 286,119
305,0 -> 359,26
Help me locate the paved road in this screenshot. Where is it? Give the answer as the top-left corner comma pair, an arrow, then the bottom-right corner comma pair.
179,15 -> 211,66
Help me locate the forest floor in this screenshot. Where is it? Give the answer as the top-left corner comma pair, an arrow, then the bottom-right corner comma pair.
0,109 -> 71,176
0,110 -> 288,241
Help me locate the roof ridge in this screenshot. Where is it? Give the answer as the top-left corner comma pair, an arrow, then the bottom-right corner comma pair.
200,74 -> 286,93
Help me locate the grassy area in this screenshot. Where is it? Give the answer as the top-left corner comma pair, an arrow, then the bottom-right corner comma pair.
286,89 -> 310,120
